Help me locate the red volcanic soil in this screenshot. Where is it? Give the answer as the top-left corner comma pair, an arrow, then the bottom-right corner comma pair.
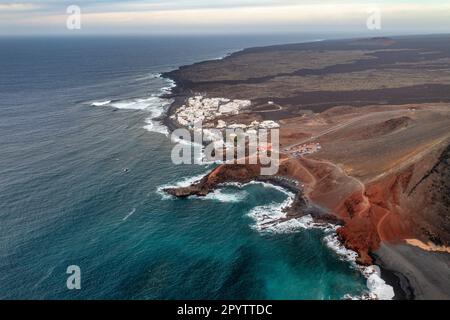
165,103 -> 450,266
336,167 -> 417,265
348,116 -> 413,140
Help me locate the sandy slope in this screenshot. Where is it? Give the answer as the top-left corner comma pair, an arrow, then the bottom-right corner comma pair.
374,243 -> 450,300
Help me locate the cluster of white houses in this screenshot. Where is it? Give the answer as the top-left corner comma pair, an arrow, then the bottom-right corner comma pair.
172,96 -> 251,127
171,96 -> 280,135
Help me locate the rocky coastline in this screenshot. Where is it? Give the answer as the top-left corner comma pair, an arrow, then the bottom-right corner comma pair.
159,36 -> 450,299
160,55 -> 405,300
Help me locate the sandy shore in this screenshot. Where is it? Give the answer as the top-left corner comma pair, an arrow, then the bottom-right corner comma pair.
373,243 -> 450,300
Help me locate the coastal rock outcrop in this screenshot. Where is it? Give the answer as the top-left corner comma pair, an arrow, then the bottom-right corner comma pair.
164,164 -> 262,198
165,141 -> 450,266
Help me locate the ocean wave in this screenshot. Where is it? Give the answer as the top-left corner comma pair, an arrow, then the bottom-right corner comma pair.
89,73 -> 175,136
157,171 -> 255,203
156,171 -> 210,200
156,171 -> 395,299
169,134 -> 206,164
107,96 -> 164,111
247,194 -> 293,232
133,72 -> 162,82
212,52 -> 233,60
324,232 -> 395,300
159,78 -> 176,95
364,265 -> 395,300
192,189 -> 248,203
122,208 -> 136,221
91,100 -> 112,107
223,180 -> 294,197
244,183 -> 394,300
143,116 -> 169,136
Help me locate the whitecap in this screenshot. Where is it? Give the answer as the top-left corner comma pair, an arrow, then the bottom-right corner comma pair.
156,169 -> 395,299
247,194 -> 294,232
222,181 -> 294,198
192,189 -> 248,203
324,232 -> 395,300
89,74 -> 175,136
323,231 -> 359,263
108,96 -> 170,111
212,52 -> 234,60
122,208 -> 136,221
156,171 -> 210,200
134,72 -> 162,82
159,78 -> 176,95
243,182 -> 395,300
91,100 -> 111,107
143,116 -> 169,136
364,265 -> 395,300
169,134 -> 207,164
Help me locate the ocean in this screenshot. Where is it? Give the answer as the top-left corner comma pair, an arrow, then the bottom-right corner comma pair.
0,35 -> 371,299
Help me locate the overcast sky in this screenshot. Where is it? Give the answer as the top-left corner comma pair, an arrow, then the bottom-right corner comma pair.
1,0 -> 450,36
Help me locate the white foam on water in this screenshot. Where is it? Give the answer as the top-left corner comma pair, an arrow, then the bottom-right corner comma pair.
242,181 -> 395,300
156,171 -> 210,200
169,134 -> 206,164
364,266 -> 395,300
122,208 -> 136,221
247,195 -> 294,232
324,232 -> 395,300
223,181 -> 294,198
169,172 -> 207,188
159,78 -> 176,95
212,52 -> 232,60
89,73 -> 175,136
192,189 -> 248,203
91,100 -> 112,107
108,96 -> 167,111
143,116 -> 169,136
262,215 -> 318,233
134,73 -> 162,82
156,170 -> 395,299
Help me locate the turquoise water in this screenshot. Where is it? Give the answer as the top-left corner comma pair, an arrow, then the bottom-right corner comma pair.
0,36 -> 367,299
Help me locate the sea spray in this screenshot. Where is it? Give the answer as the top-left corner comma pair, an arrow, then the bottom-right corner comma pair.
122,208 -> 137,221
325,232 -> 395,300
243,182 -> 395,300
192,189 -> 248,203
3,35 -> 374,300
156,171 -> 211,200
89,73 -> 175,136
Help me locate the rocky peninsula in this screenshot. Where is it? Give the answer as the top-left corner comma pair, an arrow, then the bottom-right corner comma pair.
162,35 -> 450,299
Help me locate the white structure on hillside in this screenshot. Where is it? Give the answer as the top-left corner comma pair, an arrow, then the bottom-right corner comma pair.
259,120 -> 280,129
173,95 -> 280,137
175,96 -> 251,128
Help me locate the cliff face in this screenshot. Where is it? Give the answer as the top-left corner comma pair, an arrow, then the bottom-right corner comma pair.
336,168 -> 416,265
162,36 -> 450,268
335,143 -> 450,264
165,141 -> 450,265
404,144 -> 450,245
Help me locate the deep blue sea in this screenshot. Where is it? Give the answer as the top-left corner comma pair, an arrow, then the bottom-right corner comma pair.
0,35 -> 369,299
